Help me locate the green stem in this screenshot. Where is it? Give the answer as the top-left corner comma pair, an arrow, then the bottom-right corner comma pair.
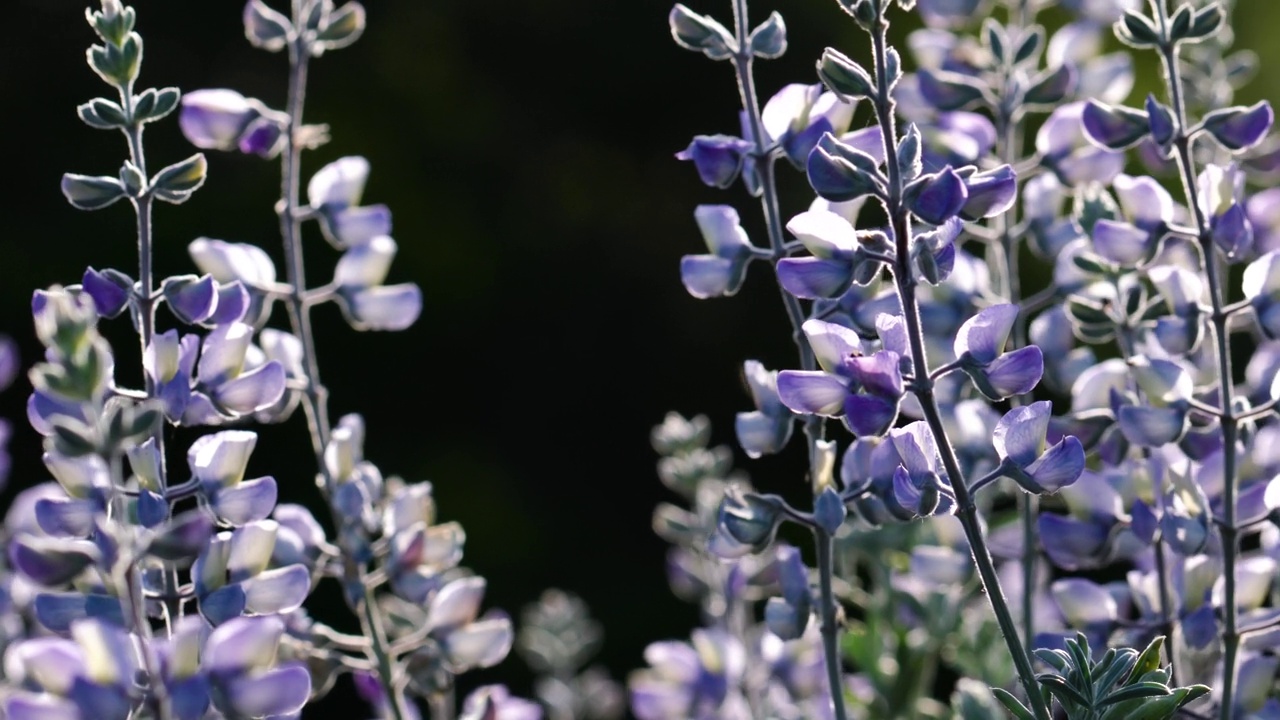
279,6 -> 409,718
1152,4 -> 1239,713
866,10 -> 1050,719
726,0 -> 844,716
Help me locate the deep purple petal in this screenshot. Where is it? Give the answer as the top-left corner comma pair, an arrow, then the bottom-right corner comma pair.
842,393 -> 899,437
1081,99 -> 1149,150
848,351 -> 904,398
1212,202 -> 1254,260
81,268 -> 130,318
1026,436 -> 1086,492
1203,101 -> 1274,152
207,282 -> 249,326
984,346 -> 1045,398
907,166 -> 968,225
164,275 -> 220,325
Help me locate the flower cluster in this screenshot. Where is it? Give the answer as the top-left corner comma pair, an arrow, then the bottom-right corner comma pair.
653,0 -> 1280,717
0,2 -> 533,719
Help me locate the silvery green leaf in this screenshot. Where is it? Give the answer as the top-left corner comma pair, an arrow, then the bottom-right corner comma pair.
86,33 -> 141,87
244,0 -> 293,52
314,2 -> 366,53
133,87 -> 181,124
61,173 -> 127,210
1115,10 -> 1160,48
1013,26 -> 1044,66
991,689 -> 1036,720
119,162 -> 145,197
818,48 -> 873,100
1184,3 -> 1224,42
897,124 -> 922,180
304,0 -> 330,31
982,19 -> 1006,66
1167,4 -> 1192,43
669,4 -> 735,60
151,154 -> 207,204
52,418 -> 98,457
77,98 -> 127,129
85,0 -> 136,46
747,12 -> 785,59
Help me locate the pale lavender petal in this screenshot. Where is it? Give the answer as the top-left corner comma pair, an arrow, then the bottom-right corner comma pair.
786,210 -> 857,258
1117,405 -> 1186,447
189,238 -> 276,288
329,204 -> 393,248
187,430 -> 257,487
308,156 -> 370,210
179,89 -> 256,151
197,323 -> 254,385
213,361 -> 286,414
334,236 -> 396,288
204,615 -> 283,674
984,346 -> 1044,397
776,371 -> 848,416
222,664 -> 311,718
445,615 -> 515,670
1091,219 -> 1150,265
1112,174 -> 1174,228
346,284 -> 422,331
241,564 -> 310,615
954,304 -> 1018,363
427,577 -> 487,632
993,401 -> 1051,466
775,257 -> 852,299
212,476 -> 278,526
1050,578 -> 1118,627
680,254 -> 734,299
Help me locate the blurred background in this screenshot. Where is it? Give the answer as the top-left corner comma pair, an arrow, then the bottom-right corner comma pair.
2,0 -> 1277,715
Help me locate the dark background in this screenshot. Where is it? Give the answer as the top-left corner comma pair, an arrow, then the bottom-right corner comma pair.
1,0 -> 1275,715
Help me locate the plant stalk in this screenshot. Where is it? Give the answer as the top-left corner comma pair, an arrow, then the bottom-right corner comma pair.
866,10 -> 1050,719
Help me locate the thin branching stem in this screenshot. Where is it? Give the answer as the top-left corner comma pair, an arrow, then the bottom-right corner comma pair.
1151,3 -> 1240,713
277,3 -> 409,717
865,7 -> 1049,718
728,0 -> 847,715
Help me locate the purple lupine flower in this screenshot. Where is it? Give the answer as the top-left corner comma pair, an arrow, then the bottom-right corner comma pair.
383,485 -> 467,603
776,209 -> 861,299
760,84 -> 855,168
913,0 -> 984,28
734,360 -> 794,458
32,451 -> 112,538
1032,577 -> 1119,652
629,629 -> 750,720
994,402 -> 1085,494
192,521 -> 311,624
1115,357 -> 1193,447
189,238 -> 279,327
775,319 -> 904,436
181,322 -> 287,424
1087,173 -> 1175,266
333,234 -> 423,331
676,135 -> 754,189
889,421 -> 954,518
957,164 -> 1017,221
144,330 -> 199,422
1147,265 -> 1206,355
202,615 -> 312,718
461,685 -> 543,720
759,624 -> 839,720
1247,188 -> 1280,255
681,205 -> 755,299
904,165 -> 967,225
806,132 -> 884,203
80,267 -> 131,318
1046,22 -> 1134,106
953,304 -> 1043,400
1038,468 -> 1141,571
419,577 -> 516,673
918,112 -> 997,170
3,618 -> 137,720
1037,102 -> 1125,186
1198,163 -> 1255,260
179,88 -> 289,158
763,545 -> 812,641
1245,250 -> 1280,338
1202,100 -> 1274,153
187,430 -> 278,525
307,155 -> 395,249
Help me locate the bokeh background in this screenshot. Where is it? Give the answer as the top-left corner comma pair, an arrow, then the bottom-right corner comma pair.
2,0 -> 1277,715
